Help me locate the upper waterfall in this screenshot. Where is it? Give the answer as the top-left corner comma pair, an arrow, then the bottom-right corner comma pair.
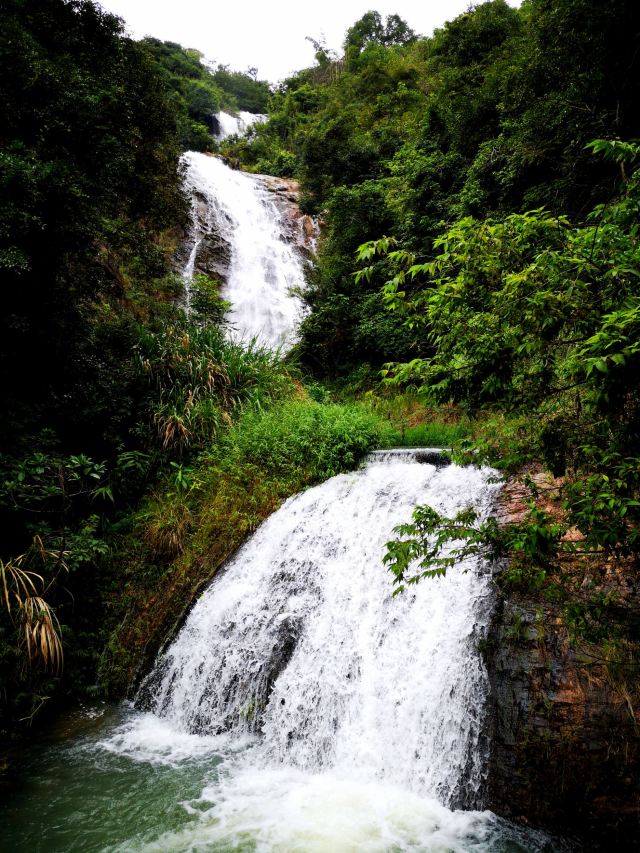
181,151 -> 309,350
212,110 -> 267,141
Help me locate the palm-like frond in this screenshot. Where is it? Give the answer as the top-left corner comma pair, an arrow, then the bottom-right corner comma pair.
20,595 -> 64,673
1,542 -> 66,672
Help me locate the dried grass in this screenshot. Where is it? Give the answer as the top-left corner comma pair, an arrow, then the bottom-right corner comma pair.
1,547 -> 65,672
142,499 -> 193,559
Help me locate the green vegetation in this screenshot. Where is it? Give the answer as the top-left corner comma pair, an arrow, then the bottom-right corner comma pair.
229,0 -> 640,376
210,65 -> 270,113
141,39 -> 270,150
0,0 -> 189,734
382,422 -> 469,449
2,0 -> 639,765
373,138 -> 640,634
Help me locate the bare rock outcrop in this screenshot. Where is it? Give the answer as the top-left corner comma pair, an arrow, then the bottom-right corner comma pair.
485,471 -> 640,848
255,173 -> 319,256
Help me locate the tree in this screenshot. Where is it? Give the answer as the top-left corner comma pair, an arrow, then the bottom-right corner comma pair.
344,12 -> 415,67
358,141 -> 640,568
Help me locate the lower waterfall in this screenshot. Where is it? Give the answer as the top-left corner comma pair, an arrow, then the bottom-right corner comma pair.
0,452 -> 565,851
139,452 -> 495,809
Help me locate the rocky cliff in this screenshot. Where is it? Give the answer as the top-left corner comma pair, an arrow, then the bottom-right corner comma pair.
486,474 -> 640,848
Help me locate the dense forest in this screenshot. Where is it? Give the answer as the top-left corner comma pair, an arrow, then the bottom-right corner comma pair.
1,6 -> 639,838
226,1 -> 640,371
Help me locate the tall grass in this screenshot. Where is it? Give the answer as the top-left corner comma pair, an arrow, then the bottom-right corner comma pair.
380,421 -> 471,448
216,401 -> 380,480
102,398 -> 382,693
139,322 -> 295,453
319,383 -> 473,449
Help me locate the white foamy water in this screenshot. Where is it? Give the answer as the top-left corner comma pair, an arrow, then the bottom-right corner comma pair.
141,456 -> 496,805
90,451 -> 509,853
95,711 -> 255,767
125,769 -> 501,853
214,110 -> 267,141
182,151 -> 305,349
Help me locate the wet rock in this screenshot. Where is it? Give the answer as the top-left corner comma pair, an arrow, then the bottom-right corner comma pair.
194,232 -> 231,282
255,173 -> 320,255
173,188 -> 232,282
484,476 -> 640,849
414,449 -> 450,467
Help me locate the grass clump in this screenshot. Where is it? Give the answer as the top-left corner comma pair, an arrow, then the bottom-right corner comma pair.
313,380 -> 474,450
219,401 -> 381,479
101,398 -> 381,694
140,322 -> 296,453
381,421 -> 471,449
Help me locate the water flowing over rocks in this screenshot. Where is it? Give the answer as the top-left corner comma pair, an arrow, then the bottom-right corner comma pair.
257,173 -> 319,253
139,453 -> 500,810
181,188 -> 232,282
177,152 -> 317,349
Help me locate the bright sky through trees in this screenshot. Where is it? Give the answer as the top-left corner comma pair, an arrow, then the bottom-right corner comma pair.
100,0 -> 522,81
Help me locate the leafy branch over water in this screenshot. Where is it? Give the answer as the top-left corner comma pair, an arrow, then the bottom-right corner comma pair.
384,505 -> 501,591
375,141 -> 640,646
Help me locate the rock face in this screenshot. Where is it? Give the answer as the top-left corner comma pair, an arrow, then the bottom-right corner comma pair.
486,595 -> 640,847
173,188 -> 233,288
254,173 -> 319,255
485,475 -> 640,848
192,190 -> 232,281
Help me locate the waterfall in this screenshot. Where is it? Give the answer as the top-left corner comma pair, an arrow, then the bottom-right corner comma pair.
213,110 -> 267,141
138,452 -> 499,812
181,151 -> 306,350
5,451 -> 557,850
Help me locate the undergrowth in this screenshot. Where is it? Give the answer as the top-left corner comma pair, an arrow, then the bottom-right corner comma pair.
323,380 -> 474,449
99,399 -> 381,694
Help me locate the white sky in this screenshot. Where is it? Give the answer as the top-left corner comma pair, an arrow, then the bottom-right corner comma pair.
99,0 -> 522,83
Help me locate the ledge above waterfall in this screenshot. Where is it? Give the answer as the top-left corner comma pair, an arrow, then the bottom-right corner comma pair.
367,447 -> 451,467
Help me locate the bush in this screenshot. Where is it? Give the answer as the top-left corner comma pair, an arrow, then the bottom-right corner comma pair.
218,400 -> 381,480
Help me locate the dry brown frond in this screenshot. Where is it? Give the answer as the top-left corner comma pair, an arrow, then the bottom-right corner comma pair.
1,557 -> 42,613
21,595 -> 64,673
1,548 -> 64,673
154,411 -> 192,449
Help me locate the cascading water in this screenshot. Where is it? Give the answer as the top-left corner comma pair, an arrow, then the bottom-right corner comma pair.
0,452 -> 567,852
141,452 -> 495,809
182,151 -> 306,349
213,110 -> 267,141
